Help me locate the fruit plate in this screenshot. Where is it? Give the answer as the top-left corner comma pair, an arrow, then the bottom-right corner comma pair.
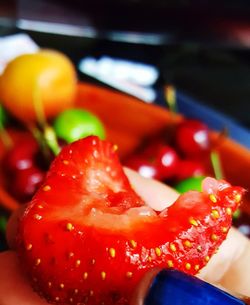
0,82 -> 250,215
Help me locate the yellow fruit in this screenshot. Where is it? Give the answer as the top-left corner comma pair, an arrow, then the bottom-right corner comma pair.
0,50 -> 77,122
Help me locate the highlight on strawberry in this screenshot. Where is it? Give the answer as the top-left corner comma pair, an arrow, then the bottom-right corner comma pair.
16,136 -> 245,305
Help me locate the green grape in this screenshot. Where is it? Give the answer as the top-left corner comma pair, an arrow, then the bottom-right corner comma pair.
53,109 -> 106,143
175,176 -> 205,194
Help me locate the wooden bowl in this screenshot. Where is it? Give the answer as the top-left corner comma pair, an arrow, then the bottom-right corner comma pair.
1,82 -> 250,214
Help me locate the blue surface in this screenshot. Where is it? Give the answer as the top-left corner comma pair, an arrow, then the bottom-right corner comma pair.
176,91 -> 250,149
144,269 -> 245,305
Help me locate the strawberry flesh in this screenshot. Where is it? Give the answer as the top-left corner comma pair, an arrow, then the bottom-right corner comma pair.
17,136 -> 245,305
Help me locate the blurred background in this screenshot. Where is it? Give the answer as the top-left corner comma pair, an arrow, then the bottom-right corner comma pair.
1,0 -> 250,129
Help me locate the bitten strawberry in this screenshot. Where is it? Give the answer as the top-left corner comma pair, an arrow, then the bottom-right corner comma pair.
17,136 -> 245,305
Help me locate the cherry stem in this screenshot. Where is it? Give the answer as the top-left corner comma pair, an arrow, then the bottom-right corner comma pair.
44,125 -> 60,156
28,124 -> 51,162
210,151 -> 224,180
32,83 -> 60,156
164,85 -> 178,113
33,83 -> 47,128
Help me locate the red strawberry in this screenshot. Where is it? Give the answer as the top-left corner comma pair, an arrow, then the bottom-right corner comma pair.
17,136 -> 245,305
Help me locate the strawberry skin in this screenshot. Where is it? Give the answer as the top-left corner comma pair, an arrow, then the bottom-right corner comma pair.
16,136 -> 245,305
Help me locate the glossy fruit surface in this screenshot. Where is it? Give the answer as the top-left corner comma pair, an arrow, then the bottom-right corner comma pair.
17,136 -> 244,305
156,145 -> 179,180
125,142 -> 179,181
3,135 -> 39,173
11,166 -> 45,202
0,50 -> 77,122
124,154 -> 161,180
3,134 -> 47,202
53,108 -> 105,143
175,119 -> 210,157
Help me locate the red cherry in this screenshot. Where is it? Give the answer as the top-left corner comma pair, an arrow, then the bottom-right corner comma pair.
11,166 -> 45,202
175,119 -> 210,157
156,145 -> 179,180
4,135 -> 39,174
175,159 -> 206,181
124,155 -> 162,180
141,139 -> 165,158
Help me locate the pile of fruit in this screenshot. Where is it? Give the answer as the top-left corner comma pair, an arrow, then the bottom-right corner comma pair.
0,50 -> 106,204
124,118 -> 211,189
1,107 -> 106,203
0,50 -> 107,242
0,49 -> 249,305
0,49 -> 249,235
123,116 -> 250,238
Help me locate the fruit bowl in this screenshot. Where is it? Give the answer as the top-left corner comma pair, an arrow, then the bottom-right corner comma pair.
1,82 -> 250,215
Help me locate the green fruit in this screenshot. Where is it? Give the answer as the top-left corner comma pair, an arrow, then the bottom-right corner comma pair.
53,108 -> 106,143
175,176 -> 205,194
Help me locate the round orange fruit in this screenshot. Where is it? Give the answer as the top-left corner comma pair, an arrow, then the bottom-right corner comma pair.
0,50 -> 77,123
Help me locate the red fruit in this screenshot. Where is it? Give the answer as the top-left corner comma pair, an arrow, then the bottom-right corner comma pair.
3,134 -> 47,202
17,136 -> 244,305
155,145 -> 179,180
124,154 -> 162,180
141,139 -> 165,158
4,135 -> 39,173
175,159 -> 206,181
125,143 -> 179,181
175,119 -> 210,157
11,166 -> 46,202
